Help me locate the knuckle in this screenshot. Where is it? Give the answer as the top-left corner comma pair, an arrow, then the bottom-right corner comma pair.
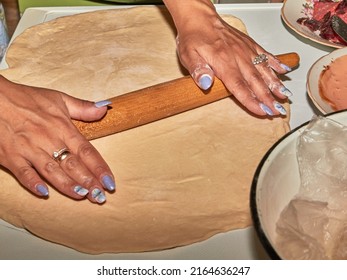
95,165 -> 108,176
230,79 -> 249,99
81,175 -> 96,188
63,155 -> 79,171
231,77 -> 247,89
249,72 -> 263,84
17,165 -> 35,183
44,160 -> 60,174
78,143 -> 96,158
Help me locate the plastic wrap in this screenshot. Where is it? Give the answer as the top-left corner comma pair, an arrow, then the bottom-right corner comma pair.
276,116 -> 347,259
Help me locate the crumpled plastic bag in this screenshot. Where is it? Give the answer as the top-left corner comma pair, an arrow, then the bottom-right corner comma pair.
276,115 -> 347,260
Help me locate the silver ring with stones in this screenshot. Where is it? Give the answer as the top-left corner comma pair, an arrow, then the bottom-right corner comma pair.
252,53 -> 268,65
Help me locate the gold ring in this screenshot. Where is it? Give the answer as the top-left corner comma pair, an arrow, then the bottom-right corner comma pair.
52,147 -> 70,162
252,54 -> 268,65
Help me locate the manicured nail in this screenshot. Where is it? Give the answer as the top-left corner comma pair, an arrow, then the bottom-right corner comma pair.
92,188 -> 106,204
74,185 -> 89,196
280,63 -> 292,72
198,74 -> 213,90
280,86 -> 293,97
94,100 -> 112,108
273,101 -> 287,115
102,175 -> 116,191
259,103 -> 274,116
36,184 -> 49,196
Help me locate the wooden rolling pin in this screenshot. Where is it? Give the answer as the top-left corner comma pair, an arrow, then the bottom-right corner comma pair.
73,52 -> 300,140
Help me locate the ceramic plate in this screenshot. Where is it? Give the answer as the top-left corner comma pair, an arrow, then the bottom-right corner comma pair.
307,47 -> 347,114
281,0 -> 344,49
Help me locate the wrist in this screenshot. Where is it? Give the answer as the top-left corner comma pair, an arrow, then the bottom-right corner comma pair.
163,0 -> 218,31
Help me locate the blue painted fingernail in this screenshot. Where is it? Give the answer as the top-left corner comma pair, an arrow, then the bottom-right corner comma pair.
92,188 -> 106,204
94,100 -> 112,108
102,175 -> 116,191
280,63 -> 292,72
259,103 -> 274,116
198,74 -> 213,90
36,184 -> 49,196
74,185 -> 89,196
273,101 -> 287,115
280,86 -> 293,97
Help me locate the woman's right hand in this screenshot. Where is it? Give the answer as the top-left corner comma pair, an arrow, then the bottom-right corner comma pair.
0,75 -> 115,204
164,0 -> 291,117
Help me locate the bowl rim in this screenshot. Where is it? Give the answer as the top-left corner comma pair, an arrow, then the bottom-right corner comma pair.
250,109 -> 347,260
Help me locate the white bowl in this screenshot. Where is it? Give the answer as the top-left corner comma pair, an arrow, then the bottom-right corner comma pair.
250,110 -> 347,259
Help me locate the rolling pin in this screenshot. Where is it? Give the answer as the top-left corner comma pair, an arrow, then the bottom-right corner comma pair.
73,52 -> 300,140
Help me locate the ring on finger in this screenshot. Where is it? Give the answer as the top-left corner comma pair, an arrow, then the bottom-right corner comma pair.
252,53 -> 268,65
52,147 -> 71,162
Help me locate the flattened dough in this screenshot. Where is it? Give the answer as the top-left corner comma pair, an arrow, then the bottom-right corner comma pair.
0,7 -> 290,254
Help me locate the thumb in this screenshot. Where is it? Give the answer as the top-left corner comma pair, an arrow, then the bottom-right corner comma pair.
191,61 -> 215,91
177,47 -> 215,91
62,94 -> 111,122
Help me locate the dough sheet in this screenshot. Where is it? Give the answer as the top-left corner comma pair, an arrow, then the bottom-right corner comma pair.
0,7 -> 290,254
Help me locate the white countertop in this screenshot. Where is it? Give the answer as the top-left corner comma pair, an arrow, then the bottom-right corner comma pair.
0,3 -> 333,259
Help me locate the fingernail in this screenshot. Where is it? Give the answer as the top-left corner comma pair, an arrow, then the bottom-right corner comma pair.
280,86 -> 293,97
74,185 -> 89,197
92,188 -> 106,204
94,100 -> 112,108
280,63 -> 292,72
36,184 -> 49,196
273,101 -> 287,115
259,103 -> 274,116
102,175 -> 116,191
198,74 -> 213,90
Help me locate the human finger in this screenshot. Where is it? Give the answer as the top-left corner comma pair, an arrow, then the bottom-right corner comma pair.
251,47 -> 294,74
52,146 -> 110,204
249,54 -> 292,115
63,129 -> 116,193
12,150 -> 91,201
57,141 -> 115,192
9,157 -> 50,197
176,36 -> 215,90
190,59 -> 215,90
74,141 -> 116,192
60,93 -> 112,122
220,66 -> 271,116
245,61 -> 283,115
255,60 -> 293,99
24,141 -> 110,204
20,138 -> 106,204
46,92 -> 116,201
268,54 -> 293,74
